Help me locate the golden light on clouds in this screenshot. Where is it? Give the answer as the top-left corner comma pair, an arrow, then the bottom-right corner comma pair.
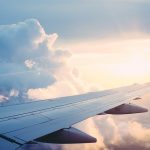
59,37 -> 150,90
109,51 -> 150,76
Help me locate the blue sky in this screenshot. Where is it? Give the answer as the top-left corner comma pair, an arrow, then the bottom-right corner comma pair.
1,0 -> 150,39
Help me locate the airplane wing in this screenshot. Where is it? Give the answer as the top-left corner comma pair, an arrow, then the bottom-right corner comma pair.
0,83 -> 150,149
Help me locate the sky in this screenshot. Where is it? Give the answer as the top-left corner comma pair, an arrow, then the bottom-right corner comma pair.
1,0 -> 150,39
1,0 -> 150,89
0,0 -> 150,150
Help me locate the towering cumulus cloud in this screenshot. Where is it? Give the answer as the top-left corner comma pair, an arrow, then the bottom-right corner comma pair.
0,19 -> 86,103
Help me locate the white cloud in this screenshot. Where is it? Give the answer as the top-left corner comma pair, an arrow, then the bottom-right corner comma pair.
0,19 -> 87,103
128,121 -> 150,142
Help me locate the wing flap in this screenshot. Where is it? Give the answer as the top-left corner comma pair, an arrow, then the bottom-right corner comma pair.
0,137 -> 19,150
0,114 -> 51,134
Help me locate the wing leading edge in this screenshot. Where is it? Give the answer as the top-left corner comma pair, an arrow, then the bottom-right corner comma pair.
0,83 -> 150,149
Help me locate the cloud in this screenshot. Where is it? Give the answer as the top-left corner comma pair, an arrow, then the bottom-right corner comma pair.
0,19 -> 87,103
106,120 -> 150,150
0,95 -> 8,102
0,19 -> 45,62
91,95 -> 150,150
128,121 -> 150,143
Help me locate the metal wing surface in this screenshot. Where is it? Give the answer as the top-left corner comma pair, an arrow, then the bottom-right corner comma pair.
0,83 -> 150,149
